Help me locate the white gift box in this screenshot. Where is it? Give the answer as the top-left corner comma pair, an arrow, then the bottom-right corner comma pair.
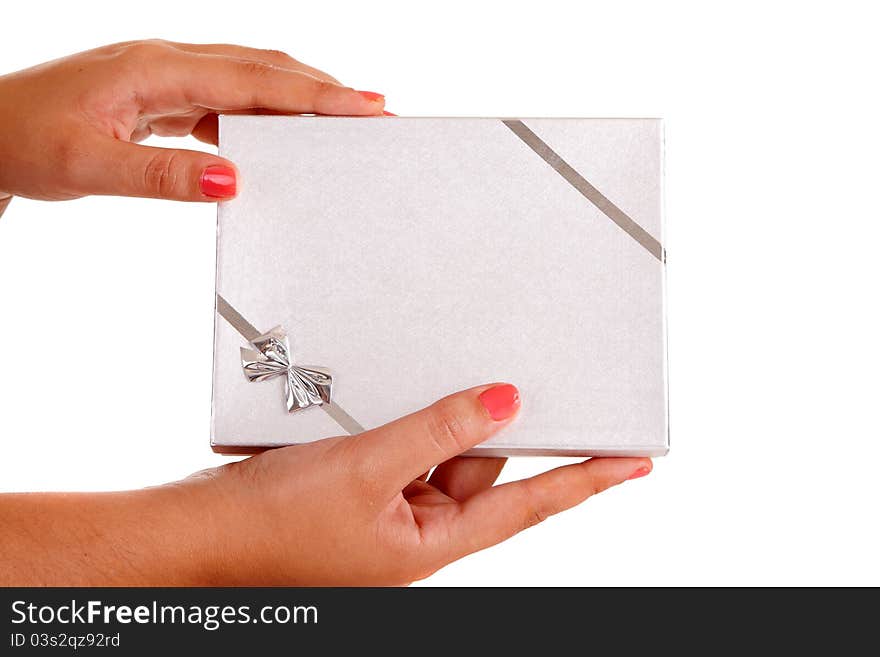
211,116 -> 668,456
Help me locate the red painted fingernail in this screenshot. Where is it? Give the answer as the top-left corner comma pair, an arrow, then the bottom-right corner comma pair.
627,466 -> 652,481
358,90 -> 385,102
200,165 -> 236,199
478,384 -> 521,421
382,110 -> 397,116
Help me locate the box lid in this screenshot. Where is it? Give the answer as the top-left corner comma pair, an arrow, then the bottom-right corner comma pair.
212,117 -> 667,456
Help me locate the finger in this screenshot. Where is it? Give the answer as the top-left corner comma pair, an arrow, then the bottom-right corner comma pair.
190,109 -> 294,146
167,42 -> 342,84
167,52 -> 383,115
190,108 -> 322,146
444,457 -> 652,561
351,384 -> 521,494
402,479 -> 453,505
75,137 -> 237,202
429,457 -> 507,501
191,113 -> 219,145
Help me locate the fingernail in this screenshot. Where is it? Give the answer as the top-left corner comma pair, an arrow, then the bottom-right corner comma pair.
200,165 -> 236,199
382,110 -> 397,116
478,384 -> 521,421
358,90 -> 385,103
627,466 -> 652,481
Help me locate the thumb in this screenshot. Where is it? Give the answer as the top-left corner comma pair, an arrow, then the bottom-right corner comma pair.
79,138 -> 238,202
351,383 -> 522,493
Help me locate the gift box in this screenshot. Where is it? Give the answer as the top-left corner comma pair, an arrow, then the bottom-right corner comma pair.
211,116 -> 668,456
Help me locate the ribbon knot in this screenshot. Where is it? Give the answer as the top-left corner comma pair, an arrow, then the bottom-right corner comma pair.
240,326 -> 332,413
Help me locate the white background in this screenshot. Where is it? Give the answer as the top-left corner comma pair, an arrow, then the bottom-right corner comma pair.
2,0 -> 878,585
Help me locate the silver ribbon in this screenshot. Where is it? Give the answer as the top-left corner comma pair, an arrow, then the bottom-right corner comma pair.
240,325 -> 332,413
502,119 -> 664,262
216,294 -> 364,433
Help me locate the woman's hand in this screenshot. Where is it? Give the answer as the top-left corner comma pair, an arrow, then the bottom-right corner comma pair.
0,384 -> 651,585
0,40 -> 384,204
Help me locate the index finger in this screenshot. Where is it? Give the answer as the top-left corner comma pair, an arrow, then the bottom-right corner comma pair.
167,42 -> 343,84
157,50 -> 383,115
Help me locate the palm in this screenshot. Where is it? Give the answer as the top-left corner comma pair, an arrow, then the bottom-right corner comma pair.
393,457 -> 507,553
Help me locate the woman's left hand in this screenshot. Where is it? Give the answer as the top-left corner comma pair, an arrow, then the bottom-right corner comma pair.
0,40 -> 385,204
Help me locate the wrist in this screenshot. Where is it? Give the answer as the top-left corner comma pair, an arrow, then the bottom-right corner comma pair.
168,462 -> 300,586
137,479 -> 235,585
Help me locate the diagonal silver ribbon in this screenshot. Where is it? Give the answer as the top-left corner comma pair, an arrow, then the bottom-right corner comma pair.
502,119 -> 664,262
216,294 -> 364,435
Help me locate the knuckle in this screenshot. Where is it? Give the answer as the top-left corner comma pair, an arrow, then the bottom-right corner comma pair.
578,465 -> 605,498
520,480 -> 550,530
239,59 -> 276,79
142,150 -> 181,198
424,400 -> 469,458
261,48 -> 295,63
310,78 -> 337,100
526,507 -> 548,529
119,39 -> 171,63
137,38 -> 170,48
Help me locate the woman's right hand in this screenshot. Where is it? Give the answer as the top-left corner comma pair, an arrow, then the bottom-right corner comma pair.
0,384 -> 651,585
193,384 -> 651,585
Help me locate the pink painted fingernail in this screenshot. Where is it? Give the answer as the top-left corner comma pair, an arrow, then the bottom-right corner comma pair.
199,165 -> 236,199
478,384 -> 521,421
358,90 -> 384,103
627,466 -> 652,481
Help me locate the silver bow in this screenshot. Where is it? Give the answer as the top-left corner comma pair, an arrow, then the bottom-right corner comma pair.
240,326 -> 332,413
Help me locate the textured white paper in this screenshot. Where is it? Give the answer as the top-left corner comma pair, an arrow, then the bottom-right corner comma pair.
212,117 -> 667,456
